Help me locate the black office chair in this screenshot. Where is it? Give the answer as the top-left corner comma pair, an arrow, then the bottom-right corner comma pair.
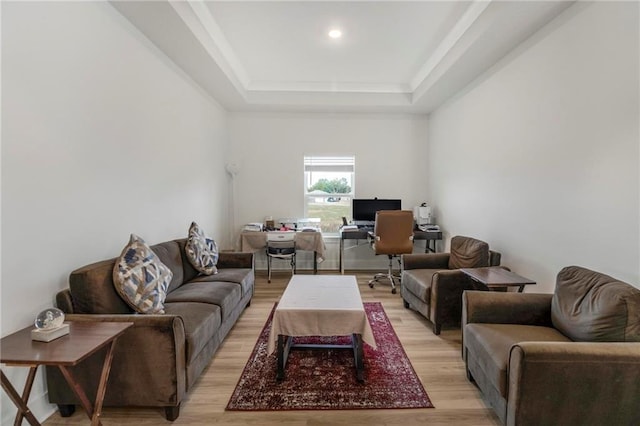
266,231 -> 296,283
368,210 -> 414,293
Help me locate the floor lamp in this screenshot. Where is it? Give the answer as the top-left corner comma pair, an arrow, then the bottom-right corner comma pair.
226,162 -> 239,251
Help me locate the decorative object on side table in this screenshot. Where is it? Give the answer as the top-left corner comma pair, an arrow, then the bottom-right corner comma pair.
31,308 -> 69,342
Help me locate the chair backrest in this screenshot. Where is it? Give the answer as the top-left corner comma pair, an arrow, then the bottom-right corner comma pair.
266,231 -> 295,243
551,266 -> 640,342
266,231 -> 296,254
373,210 -> 414,255
448,236 -> 490,269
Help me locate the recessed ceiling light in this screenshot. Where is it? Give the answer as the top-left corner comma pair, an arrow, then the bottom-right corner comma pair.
328,29 -> 342,39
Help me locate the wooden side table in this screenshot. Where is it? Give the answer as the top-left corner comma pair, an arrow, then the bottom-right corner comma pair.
460,267 -> 536,292
1,321 -> 132,426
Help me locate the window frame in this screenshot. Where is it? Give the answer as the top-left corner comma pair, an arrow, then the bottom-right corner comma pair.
303,155 -> 355,235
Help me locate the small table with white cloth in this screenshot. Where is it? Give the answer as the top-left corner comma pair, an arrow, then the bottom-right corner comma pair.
240,231 -> 326,273
267,275 -> 376,382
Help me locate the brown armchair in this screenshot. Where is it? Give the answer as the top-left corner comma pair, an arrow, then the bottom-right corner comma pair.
462,266 -> 640,425
368,210 -> 414,294
401,235 -> 501,334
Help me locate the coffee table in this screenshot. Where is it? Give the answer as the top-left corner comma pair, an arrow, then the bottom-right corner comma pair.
267,275 -> 376,382
461,266 -> 536,292
1,321 -> 132,426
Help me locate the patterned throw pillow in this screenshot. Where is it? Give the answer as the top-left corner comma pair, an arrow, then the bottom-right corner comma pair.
185,222 -> 219,275
113,234 -> 173,314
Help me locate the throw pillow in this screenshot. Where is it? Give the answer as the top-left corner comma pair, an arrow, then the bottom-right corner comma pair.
185,222 -> 219,275
112,234 -> 173,314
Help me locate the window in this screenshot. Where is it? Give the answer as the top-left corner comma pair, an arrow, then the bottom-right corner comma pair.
304,155 -> 355,233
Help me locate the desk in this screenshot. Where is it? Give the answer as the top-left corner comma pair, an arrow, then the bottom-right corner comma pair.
461,267 -> 536,293
1,321 -> 132,426
339,228 -> 442,274
240,231 -> 326,273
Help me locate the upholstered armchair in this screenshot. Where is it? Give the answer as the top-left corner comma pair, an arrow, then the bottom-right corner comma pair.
401,235 -> 501,334
462,266 -> 640,425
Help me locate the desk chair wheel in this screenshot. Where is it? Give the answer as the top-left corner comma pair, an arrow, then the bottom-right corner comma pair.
391,287 -> 397,294
369,282 -> 374,288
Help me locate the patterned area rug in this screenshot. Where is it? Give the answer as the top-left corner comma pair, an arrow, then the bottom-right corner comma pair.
226,302 -> 434,410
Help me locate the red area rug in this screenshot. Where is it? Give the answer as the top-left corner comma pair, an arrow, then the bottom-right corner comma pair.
226,302 -> 433,411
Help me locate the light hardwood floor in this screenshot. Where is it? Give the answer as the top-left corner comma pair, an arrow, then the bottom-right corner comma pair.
44,271 -> 500,426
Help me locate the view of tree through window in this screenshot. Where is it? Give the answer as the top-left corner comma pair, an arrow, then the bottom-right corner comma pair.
304,156 -> 355,233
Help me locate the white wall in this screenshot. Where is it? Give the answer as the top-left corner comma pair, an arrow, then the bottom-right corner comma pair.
427,1 -> 639,292
1,2 -> 229,422
228,112 -> 429,269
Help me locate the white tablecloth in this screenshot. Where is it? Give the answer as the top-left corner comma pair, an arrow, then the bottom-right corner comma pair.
240,231 -> 326,262
267,275 -> 376,354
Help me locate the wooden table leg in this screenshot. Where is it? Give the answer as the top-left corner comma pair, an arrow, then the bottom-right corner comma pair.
352,334 -> 364,382
276,335 -> 293,381
1,368 -> 41,426
58,339 -> 117,426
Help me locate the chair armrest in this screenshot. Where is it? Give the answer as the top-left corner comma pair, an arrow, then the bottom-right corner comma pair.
462,291 -> 553,327
402,253 -> 450,270
508,342 -> 640,426
217,252 -> 254,269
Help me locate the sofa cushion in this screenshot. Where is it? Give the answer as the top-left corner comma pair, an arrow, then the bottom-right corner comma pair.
449,236 -> 489,270
189,268 -> 254,298
164,302 -> 222,364
464,323 -> 570,397
113,234 -> 172,314
150,240 -> 185,293
164,281 -> 242,321
551,266 -> 640,342
402,269 -> 438,303
185,222 -> 219,275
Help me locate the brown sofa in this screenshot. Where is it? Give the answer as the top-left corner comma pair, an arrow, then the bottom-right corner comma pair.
401,235 -> 502,334
462,266 -> 640,426
46,238 -> 254,421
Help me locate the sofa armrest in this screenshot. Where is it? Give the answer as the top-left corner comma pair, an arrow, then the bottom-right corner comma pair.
47,313 -> 187,407
462,291 -> 553,327
402,253 -> 450,270
56,289 -> 74,313
217,252 -> 254,269
507,342 -> 640,426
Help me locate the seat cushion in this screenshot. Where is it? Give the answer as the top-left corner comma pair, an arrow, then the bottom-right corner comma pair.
448,236 -> 489,269
190,268 -> 254,298
402,269 -> 439,303
165,281 -> 242,321
464,323 -> 570,396
551,266 -> 640,342
164,302 -> 222,364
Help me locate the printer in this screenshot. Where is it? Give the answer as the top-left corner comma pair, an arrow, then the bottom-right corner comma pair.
413,205 -> 433,226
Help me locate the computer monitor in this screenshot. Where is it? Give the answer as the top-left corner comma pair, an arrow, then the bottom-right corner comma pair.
352,199 -> 402,222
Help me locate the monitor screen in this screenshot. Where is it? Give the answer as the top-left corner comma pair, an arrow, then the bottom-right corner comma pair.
352,199 -> 402,221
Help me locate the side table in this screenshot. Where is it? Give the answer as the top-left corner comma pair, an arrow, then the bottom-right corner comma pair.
1,321 -> 132,426
460,267 -> 536,293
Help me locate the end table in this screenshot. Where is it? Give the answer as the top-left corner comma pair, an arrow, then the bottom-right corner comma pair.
1,321 -> 132,426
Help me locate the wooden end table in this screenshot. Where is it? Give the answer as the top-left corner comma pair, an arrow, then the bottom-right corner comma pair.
1,321 -> 132,426
460,267 -> 536,292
